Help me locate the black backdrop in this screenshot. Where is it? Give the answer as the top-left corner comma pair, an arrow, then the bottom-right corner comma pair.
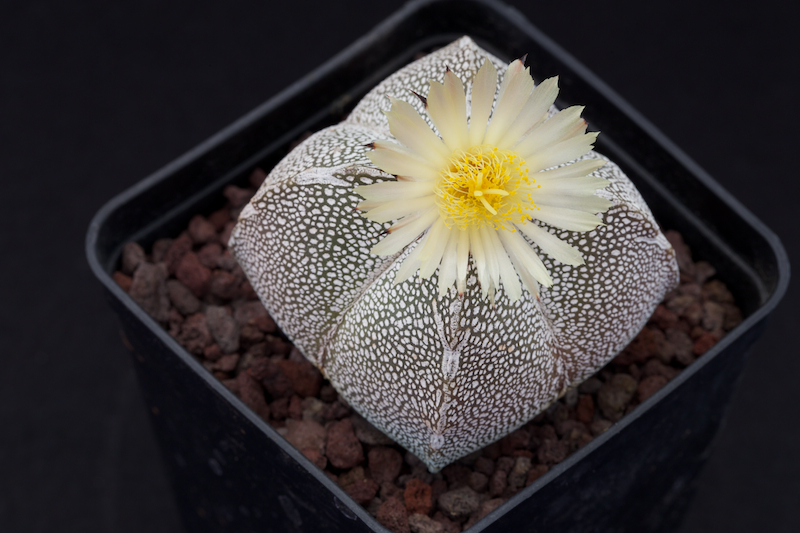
1,1 -> 798,532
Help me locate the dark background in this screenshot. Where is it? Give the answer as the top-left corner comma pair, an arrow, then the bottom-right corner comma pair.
1,0 -> 797,531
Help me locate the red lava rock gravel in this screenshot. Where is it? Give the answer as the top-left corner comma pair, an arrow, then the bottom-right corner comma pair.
377,497 -> 410,533
326,418 -> 365,469
409,513 -> 446,533
370,446 -> 404,484
114,168 -> 743,531
405,477 -> 434,516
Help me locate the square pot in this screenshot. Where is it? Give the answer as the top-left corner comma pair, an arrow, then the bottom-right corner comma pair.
86,0 -> 789,532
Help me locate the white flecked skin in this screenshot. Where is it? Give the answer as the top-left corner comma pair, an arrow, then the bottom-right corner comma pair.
229,37 -> 679,472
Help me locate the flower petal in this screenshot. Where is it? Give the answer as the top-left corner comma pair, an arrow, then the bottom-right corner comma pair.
486,228 -> 522,301
501,238 -> 540,298
356,179 -> 436,202
438,231 -> 459,297
532,205 -> 604,232
534,158 -> 606,182
394,232 -> 428,284
456,228 -> 470,294
493,59 -> 523,109
498,76 -> 559,148
533,191 -> 612,213
366,142 -> 442,181
479,225 -> 502,293
524,132 -> 599,172
513,105 -> 586,157
365,195 -> 437,223
530,175 -> 609,194
467,59 -> 497,146
370,207 -> 439,256
483,59 -> 534,146
468,225 -> 489,293
385,97 -> 450,166
356,199 -> 382,211
384,209 -> 426,232
427,70 -> 469,151
498,228 -> 553,287
516,222 -> 584,266
418,219 -> 450,278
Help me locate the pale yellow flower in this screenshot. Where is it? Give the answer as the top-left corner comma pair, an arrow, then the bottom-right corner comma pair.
355,58 -> 611,301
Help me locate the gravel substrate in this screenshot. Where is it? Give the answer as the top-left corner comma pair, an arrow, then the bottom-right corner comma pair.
114,167 -> 742,533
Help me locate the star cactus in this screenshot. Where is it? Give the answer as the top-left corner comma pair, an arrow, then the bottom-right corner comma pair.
229,37 -> 679,471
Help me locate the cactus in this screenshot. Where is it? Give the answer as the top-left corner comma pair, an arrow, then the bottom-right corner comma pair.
229,37 -> 678,471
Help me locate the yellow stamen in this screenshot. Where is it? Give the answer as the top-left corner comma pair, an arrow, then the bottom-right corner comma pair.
479,196 -> 496,215
433,145 -> 534,229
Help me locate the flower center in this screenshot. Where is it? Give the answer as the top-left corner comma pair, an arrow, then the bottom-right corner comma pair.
434,146 -> 534,230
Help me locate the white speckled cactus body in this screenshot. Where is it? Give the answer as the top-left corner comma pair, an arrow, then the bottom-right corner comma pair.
229,37 -> 679,471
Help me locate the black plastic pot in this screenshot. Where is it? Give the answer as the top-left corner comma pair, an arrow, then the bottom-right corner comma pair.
86,0 -> 789,532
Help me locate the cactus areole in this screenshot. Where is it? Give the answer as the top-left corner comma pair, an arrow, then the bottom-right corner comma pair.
229,37 -> 679,471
